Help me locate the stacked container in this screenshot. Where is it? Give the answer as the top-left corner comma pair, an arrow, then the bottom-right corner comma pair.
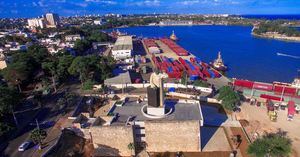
160,38 -> 189,56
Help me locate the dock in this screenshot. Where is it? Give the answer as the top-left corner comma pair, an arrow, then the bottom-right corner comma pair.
142,38 -> 230,88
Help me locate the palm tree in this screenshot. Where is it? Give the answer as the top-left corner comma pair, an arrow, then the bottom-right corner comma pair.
127,142 -> 134,156
30,128 -> 47,149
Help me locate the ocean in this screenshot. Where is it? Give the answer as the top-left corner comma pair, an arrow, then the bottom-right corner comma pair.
241,14 -> 300,20
114,26 -> 300,83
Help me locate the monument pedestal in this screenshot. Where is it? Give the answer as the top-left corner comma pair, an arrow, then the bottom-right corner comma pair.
147,106 -> 165,116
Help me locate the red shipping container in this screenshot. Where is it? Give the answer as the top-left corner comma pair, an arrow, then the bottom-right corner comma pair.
260,94 -> 283,101
202,69 -> 211,78
233,79 -> 254,88
253,82 -> 273,91
288,101 -> 295,116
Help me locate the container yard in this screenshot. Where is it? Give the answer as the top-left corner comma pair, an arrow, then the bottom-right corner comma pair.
142,38 -> 224,81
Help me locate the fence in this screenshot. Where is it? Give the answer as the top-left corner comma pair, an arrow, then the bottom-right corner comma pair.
94,83 -> 212,94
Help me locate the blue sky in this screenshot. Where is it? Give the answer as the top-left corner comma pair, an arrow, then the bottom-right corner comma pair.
0,0 -> 300,18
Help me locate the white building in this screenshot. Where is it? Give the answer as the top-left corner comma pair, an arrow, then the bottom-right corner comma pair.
94,19 -> 107,25
112,36 -> 133,60
65,35 -> 83,42
27,18 -> 46,29
45,13 -> 60,28
0,53 -> 7,70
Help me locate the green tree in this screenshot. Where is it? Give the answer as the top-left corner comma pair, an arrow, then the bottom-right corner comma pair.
42,60 -> 58,92
0,85 -> 21,116
181,71 -> 188,85
1,62 -> 31,92
68,56 -> 89,84
247,133 -> 291,157
30,128 -> 47,149
57,55 -> 74,81
217,86 -> 240,111
82,79 -> 95,90
127,142 -> 134,156
27,45 -> 49,63
87,31 -> 109,42
73,39 -> 91,55
193,80 -> 210,88
0,122 -> 13,137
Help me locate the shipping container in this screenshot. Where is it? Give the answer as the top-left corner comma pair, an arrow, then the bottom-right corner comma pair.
207,69 -> 215,78
211,69 -> 221,78
233,79 -> 254,88
260,94 -> 283,101
190,75 -> 199,81
202,69 -> 211,78
253,82 -> 273,91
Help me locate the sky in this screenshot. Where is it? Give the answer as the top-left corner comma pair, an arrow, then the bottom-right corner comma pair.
0,0 -> 300,18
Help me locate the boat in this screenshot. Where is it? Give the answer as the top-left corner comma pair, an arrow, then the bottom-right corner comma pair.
170,30 -> 178,41
211,51 -> 227,71
109,29 -> 127,38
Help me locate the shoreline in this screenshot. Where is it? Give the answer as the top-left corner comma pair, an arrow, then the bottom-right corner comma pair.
252,32 -> 300,42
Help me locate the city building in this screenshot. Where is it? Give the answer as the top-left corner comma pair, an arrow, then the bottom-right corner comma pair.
45,13 -> 60,28
65,34 -> 84,42
159,20 -> 193,26
0,53 -> 7,70
27,18 -> 46,29
111,36 -> 133,60
93,18 -> 107,25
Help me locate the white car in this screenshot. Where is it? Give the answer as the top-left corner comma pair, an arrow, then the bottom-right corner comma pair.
18,141 -> 31,152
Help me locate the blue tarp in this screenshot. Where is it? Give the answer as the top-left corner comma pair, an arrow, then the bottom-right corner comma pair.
168,67 -> 173,72
168,87 -> 176,92
190,75 -> 199,81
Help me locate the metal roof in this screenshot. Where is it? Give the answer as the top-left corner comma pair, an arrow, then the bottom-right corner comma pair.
112,36 -> 133,51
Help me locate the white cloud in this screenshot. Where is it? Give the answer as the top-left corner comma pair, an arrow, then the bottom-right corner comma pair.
85,0 -> 117,5
178,0 -> 200,6
129,0 -> 161,7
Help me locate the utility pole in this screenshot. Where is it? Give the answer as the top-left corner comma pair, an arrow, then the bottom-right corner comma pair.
122,73 -> 124,95
36,119 -> 40,130
12,109 -> 19,128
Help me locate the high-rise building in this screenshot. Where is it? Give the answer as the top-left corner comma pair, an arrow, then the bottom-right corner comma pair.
45,13 -> 60,28
27,18 -> 46,29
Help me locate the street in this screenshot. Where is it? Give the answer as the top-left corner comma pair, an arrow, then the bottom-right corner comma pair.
3,91 -> 65,157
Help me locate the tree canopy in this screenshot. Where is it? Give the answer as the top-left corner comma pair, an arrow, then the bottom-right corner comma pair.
30,128 -> 47,145
247,133 -> 292,157
0,85 -> 21,137
253,22 -> 300,37
217,86 -> 241,111
68,55 -> 115,85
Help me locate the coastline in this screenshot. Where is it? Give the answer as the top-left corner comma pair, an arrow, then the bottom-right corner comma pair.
252,32 -> 300,42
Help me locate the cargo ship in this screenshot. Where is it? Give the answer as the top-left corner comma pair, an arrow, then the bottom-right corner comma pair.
211,51 -> 227,71
109,29 -> 127,38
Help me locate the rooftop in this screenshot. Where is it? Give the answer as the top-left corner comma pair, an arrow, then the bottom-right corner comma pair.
112,35 -> 133,51
111,98 -> 203,124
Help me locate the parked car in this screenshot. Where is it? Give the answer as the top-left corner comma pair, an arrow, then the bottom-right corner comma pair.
18,141 -> 31,152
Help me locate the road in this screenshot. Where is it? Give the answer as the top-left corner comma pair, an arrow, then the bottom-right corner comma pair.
3,92 -> 65,157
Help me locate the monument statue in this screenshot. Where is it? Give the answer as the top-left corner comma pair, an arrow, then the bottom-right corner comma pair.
142,72 -> 172,118
149,72 -> 168,107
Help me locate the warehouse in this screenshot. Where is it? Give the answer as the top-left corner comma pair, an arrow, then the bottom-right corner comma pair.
112,36 -> 133,60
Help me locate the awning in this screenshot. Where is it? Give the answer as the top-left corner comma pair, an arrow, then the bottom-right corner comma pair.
288,101 -> 296,115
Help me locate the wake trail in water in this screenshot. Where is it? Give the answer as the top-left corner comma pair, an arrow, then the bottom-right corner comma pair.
277,53 -> 300,59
